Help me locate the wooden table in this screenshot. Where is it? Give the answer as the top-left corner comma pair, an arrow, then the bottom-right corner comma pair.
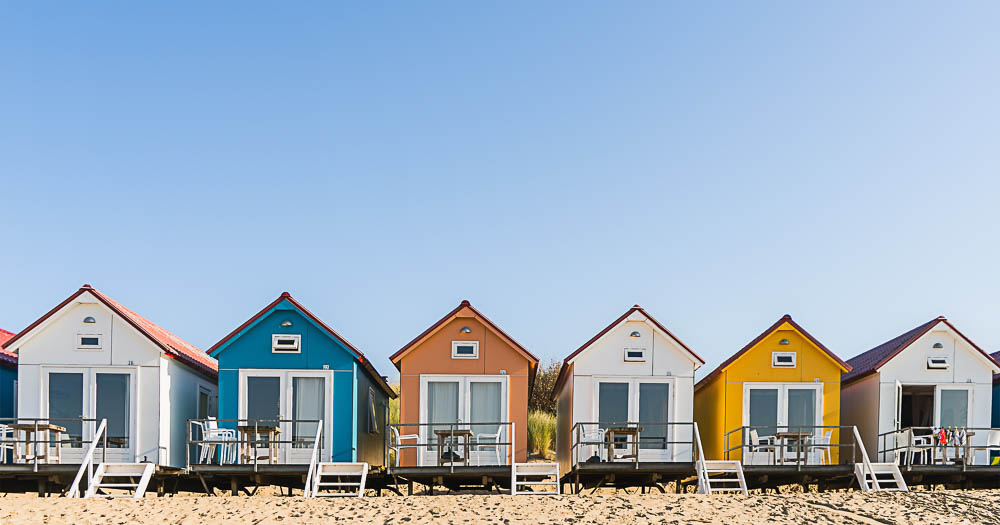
774,431 -> 812,464
237,425 -> 281,464
12,423 -> 66,464
434,428 -> 473,466
605,426 -> 642,462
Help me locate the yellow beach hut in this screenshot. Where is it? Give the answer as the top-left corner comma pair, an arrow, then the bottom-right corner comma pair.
693,315 -> 851,465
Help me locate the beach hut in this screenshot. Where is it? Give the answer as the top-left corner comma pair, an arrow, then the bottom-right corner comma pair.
388,300 -> 538,468
841,317 -> 999,465
551,305 -> 704,481
992,350 -> 1000,428
693,315 -> 851,464
2,285 -> 217,468
207,292 -> 396,467
0,329 -> 15,422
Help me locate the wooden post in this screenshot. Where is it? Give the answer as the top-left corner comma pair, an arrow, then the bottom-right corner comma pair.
230,477 -> 238,497
37,478 -> 46,497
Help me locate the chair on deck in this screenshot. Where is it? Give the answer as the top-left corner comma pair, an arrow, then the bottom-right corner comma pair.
472,430 -> 504,466
968,429 -> 1000,465
0,424 -> 13,464
895,428 -> 932,465
194,417 -> 237,464
745,429 -> 776,465
577,427 -> 607,464
807,429 -> 833,465
389,426 -> 420,467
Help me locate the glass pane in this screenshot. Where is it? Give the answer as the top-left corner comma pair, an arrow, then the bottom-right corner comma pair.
787,388 -> 816,430
638,383 -> 669,450
292,377 -> 324,448
940,389 -> 969,427
427,381 -> 459,449
246,376 -> 281,423
749,388 -> 779,437
96,374 -> 130,448
598,383 -> 629,428
48,373 -> 83,444
198,391 -> 210,419
470,382 -> 502,437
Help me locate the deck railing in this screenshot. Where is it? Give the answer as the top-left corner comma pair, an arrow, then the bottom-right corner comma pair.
386,421 -> 515,473
185,418 -> 324,471
0,418 -> 107,471
569,421 -> 697,468
723,425 -> 857,467
877,426 -> 1000,468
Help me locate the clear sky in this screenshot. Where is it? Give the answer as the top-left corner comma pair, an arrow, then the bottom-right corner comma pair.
2,2 -> 998,381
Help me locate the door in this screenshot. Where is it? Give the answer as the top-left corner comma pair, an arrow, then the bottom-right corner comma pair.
747,387 -> 780,437
419,376 -> 508,466
48,372 -> 85,459
637,382 -> 670,461
425,380 -> 460,465
937,387 -> 970,428
45,368 -> 137,463
894,380 -> 903,431
289,376 -> 325,463
239,371 -> 333,464
95,373 -> 131,458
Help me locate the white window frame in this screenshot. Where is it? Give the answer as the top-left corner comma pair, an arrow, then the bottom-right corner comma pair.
933,384 -> 973,428
76,333 -> 103,351
623,347 -> 647,362
237,369 -> 334,463
450,341 -> 479,359
926,356 -> 950,370
771,352 -> 796,368
417,374 -> 508,466
271,334 -> 301,354
741,382 -> 823,430
591,376 -> 678,461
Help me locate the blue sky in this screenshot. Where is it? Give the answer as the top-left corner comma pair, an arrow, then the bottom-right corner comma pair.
2,2 -> 998,380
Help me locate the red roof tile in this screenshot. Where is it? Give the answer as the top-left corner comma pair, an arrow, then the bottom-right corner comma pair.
0,328 -> 16,368
2,285 -> 217,378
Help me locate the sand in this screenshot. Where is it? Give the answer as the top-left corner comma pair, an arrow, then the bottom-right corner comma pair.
1,489 -> 997,524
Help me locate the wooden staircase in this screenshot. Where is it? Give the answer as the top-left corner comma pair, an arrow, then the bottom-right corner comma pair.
511,463 -> 560,495
308,462 -> 369,497
84,463 -> 155,498
697,460 -> 749,494
855,462 -> 907,492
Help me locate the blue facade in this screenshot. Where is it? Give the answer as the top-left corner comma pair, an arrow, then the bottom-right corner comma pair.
211,295 -> 392,466
992,381 -> 1000,428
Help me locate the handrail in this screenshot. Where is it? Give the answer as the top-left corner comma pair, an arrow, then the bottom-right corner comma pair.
568,421 -> 696,468
387,421 -> 515,472
303,423 -> 323,498
693,422 -> 709,494
722,425 -> 855,466
853,425 -> 880,491
66,419 -> 107,498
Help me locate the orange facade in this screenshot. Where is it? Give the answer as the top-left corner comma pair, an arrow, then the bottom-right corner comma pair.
390,301 -> 538,465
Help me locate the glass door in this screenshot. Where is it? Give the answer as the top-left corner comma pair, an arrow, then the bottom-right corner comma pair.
637,382 -> 670,460
425,381 -> 460,465
469,380 -> 503,465
289,376 -> 325,463
95,374 -> 131,450
786,388 -> 817,430
598,382 -> 630,459
747,388 -> 779,437
938,388 -> 969,427
244,375 -> 281,463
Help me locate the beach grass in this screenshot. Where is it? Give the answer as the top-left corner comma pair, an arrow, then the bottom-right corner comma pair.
527,410 -> 556,458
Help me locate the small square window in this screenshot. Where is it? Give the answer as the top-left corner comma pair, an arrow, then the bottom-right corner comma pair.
623,348 -> 646,362
272,334 -> 301,353
451,341 -> 479,359
772,352 -> 796,368
77,334 -> 102,350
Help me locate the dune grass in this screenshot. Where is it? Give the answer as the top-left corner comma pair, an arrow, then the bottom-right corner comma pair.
527,410 -> 556,459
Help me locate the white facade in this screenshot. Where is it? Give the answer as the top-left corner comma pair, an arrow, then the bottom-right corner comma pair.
11,290 -> 216,468
845,321 -> 998,464
555,308 -> 703,473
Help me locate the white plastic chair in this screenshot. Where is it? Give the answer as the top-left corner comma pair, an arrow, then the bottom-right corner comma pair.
969,429 -> 1000,465
389,426 -> 420,467
807,429 -> 833,465
194,418 -> 237,464
472,430 -> 504,466
577,426 -> 606,464
0,424 -> 13,464
745,429 -> 776,465
896,428 -> 932,465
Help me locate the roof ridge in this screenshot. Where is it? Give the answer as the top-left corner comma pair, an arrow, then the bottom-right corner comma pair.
841,318 -> 941,384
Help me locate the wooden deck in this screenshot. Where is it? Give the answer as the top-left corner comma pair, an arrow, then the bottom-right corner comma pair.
561,461 -> 697,493
0,463 -> 185,496
387,465 -> 517,494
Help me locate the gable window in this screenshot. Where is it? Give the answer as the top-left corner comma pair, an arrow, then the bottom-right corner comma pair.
771,352 -> 796,368
623,347 -> 647,362
451,341 -> 479,359
927,356 -> 950,370
77,334 -> 102,350
367,387 -> 379,434
272,334 -> 301,353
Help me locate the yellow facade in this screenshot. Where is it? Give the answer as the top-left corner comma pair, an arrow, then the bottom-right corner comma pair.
693,317 -> 849,462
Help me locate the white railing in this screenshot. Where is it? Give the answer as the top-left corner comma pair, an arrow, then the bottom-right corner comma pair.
303,423 -> 323,498
693,423 -> 711,494
66,419 -> 107,498
853,425 -> 880,491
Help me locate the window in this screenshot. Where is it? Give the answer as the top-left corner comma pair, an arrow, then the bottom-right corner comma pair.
77,334 -> 102,350
771,352 -> 796,368
272,334 -> 301,353
367,387 -> 379,434
623,348 -> 646,362
451,341 -> 479,359
927,356 -> 950,370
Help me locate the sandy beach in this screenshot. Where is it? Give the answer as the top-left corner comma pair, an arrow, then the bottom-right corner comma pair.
1,489 -> 997,524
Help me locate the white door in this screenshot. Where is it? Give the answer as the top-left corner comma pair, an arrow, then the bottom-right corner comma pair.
288,375 -> 326,463
743,383 -> 823,435
419,376 -> 507,466
595,378 -> 674,462
44,368 -> 137,463
239,371 -> 332,464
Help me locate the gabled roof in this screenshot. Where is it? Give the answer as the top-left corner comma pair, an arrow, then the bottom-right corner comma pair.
551,305 -> 704,400
842,316 -> 999,386
389,300 -> 539,385
2,285 -> 217,378
694,315 -> 851,392
0,328 -> 16,368
208,292 -> 396,398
